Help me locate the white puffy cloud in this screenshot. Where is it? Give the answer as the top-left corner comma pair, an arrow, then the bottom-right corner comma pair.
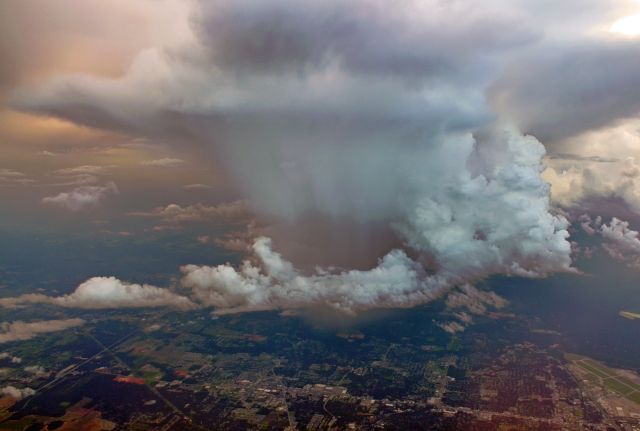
42,181 -> 118,211
182,237 -> 451,314
0,277 -> 196,310
543,119 -> 640,212
1,385 -> 35,400
600,217 -> 640,269
395,126 -> 572,280
0,319 -> 85,344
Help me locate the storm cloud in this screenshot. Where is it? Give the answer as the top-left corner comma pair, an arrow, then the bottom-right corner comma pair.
8,0 -> 640,313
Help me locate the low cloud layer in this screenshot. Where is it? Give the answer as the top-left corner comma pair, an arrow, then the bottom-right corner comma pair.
182,237 -> 449,314
438,321 -> 466,334
130,200 -> 249,225
181,233 -> 536,314
0,277 -> 196,310
0,318 -> 85,344
42,181 -> 118,211
436,284 -> 509,332
0,168 -> 35,186
445,284 -> 508,316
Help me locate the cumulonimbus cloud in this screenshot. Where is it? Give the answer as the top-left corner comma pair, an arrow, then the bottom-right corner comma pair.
17,0 -> 630,314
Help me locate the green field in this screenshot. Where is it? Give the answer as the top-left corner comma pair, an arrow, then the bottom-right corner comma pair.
579,362 -> 610,379
565,353 -> 640,405
603,377 -> 635,395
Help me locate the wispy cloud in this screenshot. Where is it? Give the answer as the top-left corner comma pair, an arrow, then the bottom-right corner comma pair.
141,158 -> 185,168
0,169 -> 35,186
182,183 -> 212,190
54,165 -> 112,176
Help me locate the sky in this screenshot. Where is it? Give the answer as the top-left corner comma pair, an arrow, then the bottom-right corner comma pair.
1,0 -> 640,321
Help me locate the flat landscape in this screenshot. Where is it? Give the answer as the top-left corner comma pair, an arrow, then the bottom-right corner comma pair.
566,353 -> 640,414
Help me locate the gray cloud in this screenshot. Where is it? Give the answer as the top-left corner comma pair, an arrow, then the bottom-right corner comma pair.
491,41 -> 640,143
192,0 -> 534,81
